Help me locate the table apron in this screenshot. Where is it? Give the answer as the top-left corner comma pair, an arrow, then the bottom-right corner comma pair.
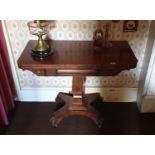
30,68 -> 130,76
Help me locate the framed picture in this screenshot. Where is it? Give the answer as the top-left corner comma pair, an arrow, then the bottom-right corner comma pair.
123,20 -> 138,32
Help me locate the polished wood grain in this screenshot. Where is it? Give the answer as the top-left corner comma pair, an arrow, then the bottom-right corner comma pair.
18,40 -> 137,76
18,40 -> 138,128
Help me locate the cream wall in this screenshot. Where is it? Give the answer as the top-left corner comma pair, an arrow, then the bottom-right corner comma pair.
147,57 -> 155,96
3,20 -> 151,102
136,21 -> 155,112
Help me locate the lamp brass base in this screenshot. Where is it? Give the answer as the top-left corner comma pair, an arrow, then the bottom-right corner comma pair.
31,47 -> 54,59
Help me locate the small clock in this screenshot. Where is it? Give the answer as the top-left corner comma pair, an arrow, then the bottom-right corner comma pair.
123,20 -> 138,32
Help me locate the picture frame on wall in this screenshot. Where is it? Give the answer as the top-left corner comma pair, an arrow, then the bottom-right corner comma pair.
123,20 -> 138,32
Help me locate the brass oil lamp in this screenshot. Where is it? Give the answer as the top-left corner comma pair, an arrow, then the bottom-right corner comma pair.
27,20 -> 53,58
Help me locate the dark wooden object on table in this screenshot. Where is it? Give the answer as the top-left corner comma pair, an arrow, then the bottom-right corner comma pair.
18,40 -> 138,128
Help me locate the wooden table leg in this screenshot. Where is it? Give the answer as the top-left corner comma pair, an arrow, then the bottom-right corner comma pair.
50,76 -> 103,128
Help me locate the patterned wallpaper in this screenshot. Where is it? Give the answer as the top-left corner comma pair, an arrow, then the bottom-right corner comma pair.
5,20 -> 151,89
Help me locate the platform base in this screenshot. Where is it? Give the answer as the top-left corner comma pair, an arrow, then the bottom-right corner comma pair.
50,92 -> 103,128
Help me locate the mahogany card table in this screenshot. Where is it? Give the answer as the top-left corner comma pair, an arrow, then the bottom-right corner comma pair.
18,40 -> 137,127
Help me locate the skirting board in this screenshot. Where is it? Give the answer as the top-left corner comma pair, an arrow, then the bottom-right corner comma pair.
141,96 -> 155,112
18,87 -> 138,102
